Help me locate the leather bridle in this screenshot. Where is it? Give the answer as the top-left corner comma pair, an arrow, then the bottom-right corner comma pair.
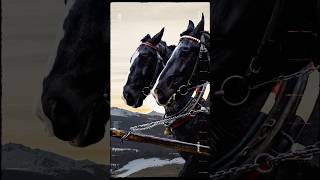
173,33 -> 210,97
137,42 -> 165,97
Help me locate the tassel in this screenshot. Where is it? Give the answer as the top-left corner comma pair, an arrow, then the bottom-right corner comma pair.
164,127 -> 172,136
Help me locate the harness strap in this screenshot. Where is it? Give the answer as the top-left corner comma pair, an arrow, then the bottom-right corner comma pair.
177,33 -> 210,95
247,0 -> 286,76
165,83 -> 209,130
141,42 -> 158,51
139,42 -> 165,96
171,115 -> 193,129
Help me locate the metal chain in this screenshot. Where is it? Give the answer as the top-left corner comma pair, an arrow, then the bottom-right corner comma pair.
210,65 -> 319,179
128,83 -> 209,132
129,107 -> 209,132
249,65 -> 319,90
210,141 -> 320,179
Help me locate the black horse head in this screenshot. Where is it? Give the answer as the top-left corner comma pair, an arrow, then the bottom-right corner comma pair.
123,28 -> 175,108
153,16 -> 206,106
36,0 -> 109,147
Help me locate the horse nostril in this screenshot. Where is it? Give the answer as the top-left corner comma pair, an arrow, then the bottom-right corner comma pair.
154,88 -> 163,97
123,87 -> 136,106
123,91 -> 129,100
153,88 -> 158,96
47,98 -> 58,120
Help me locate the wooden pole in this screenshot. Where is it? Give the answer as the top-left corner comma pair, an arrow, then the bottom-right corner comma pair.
111,128 -> 211,156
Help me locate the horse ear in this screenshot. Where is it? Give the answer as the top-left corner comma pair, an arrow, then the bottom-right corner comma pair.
150,28 -> 165,45
191,13 -> 204,38
141,34 -> 151,42
180,20 -> 194,36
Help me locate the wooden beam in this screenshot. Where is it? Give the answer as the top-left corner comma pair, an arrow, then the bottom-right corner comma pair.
111,128 -> 211,156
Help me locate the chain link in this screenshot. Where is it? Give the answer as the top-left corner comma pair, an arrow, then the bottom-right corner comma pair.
122,63 -> 319,177
127,83 -> 209,133
129,107 -> 209,132
210,65 -> 319,179
249,65 -> 319,90
210,141 -> 320,179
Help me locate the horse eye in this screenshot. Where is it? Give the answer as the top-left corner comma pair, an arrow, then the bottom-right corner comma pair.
139,58 -> 149,65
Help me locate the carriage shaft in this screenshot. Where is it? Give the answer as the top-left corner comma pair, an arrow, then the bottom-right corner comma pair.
111,128 -> 211,156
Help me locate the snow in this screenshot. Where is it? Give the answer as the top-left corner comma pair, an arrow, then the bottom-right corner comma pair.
111,148 -> 139,153
113,157 -> 185,177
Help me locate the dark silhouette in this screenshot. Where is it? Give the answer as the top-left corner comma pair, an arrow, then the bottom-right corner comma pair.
154,1 -> 320,178
37,0 -> 109,147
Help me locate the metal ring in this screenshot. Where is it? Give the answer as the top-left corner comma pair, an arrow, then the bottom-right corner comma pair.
254,153 -> 274,174
142,87 -> 151,96
177,85 -> 189,96
220,75 -> 251,106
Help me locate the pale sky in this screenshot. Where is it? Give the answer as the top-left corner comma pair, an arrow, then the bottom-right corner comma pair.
2,0 -> 108,164
111,2 -> 210,114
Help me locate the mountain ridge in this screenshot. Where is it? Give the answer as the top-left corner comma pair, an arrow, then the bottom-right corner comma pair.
2,143 -> 109,179
111,107 -> 163,117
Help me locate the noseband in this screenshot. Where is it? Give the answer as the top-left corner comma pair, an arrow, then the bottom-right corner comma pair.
139,42 -> 165,97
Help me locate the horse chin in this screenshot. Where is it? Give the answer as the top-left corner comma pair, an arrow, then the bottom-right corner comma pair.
122,93 -> 144,108
155,93 -> 175,106
69,103 -> 107,147
132,102 -> 143,108
132,96 -> 144,108
34,97 -> 54,136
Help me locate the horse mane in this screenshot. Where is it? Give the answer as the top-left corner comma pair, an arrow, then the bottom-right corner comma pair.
202,31 -> 210,35
168,45 -> 176,51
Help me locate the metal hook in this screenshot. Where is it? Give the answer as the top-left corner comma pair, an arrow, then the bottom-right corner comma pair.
120,131 -> 131,143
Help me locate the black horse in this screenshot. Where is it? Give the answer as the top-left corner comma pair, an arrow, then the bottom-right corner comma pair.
122,28 -> 172,108
154,3 -> 320,179
36,0 -> 109,147
122,25 -> 210,177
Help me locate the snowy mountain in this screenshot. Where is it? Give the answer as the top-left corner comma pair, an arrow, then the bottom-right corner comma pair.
111,107 -> 140,117
2,143 -> 108,179
147,111 -> 164,117
111,107 -> 163,118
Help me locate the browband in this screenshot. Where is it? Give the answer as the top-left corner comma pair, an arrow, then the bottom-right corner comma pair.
180,35 -> 201,43
141,42 -> 158,51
